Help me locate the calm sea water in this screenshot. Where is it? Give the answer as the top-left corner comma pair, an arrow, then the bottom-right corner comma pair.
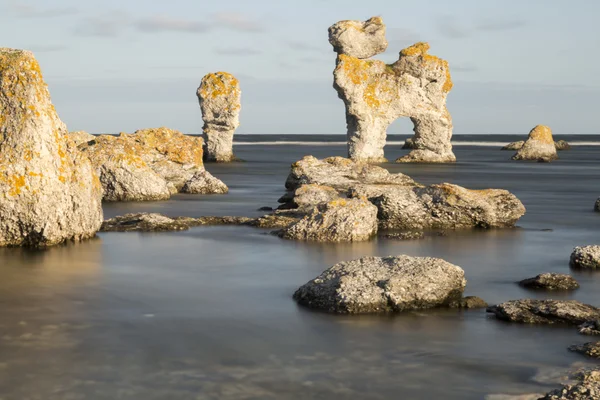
1,137 -> 599,399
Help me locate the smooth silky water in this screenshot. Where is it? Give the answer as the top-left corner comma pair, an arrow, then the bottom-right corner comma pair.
1,140 -> 599,399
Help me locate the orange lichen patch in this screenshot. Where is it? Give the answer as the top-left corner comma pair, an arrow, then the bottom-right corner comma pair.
337,54 -> 369,85
400,42 -> 453,93
328,198 -> 348,207
324,156 -> 354,167
1,173 -> 27,197
133,127 -> 203,166
199,72 -> 240,99
528,125 -> 554,144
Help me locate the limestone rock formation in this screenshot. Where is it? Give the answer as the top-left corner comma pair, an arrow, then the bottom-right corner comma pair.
501,141 -> 525,151
570,245 -> 600,270
79,127 -> 228,201
538,368 -> 600,400
280,156 -> 526,230
294,255 -> 469,314
280,197 -> 378,242
330,16 -> 455,163
569,342 -> 600,359
67,130 -> 95,146
197,72 -> 241,162
518,273 -> 580,290
0,48 -> 103,247
402,137 -> 417,149
512,125 -> 558,162
555,140 -> 571,150
486,299 -> 600,325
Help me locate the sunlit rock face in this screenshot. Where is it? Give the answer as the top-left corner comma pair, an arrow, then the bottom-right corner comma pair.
197,72 -> 241,162
0,48 -> 103,247
512,125 -> 558,162
329,17 -> 455,163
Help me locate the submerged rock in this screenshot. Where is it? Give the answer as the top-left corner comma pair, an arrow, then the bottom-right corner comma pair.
80,127 -> 228,201
538,368 -> 600,400
280,197 -> 378,242
512,125 -> 558,162
197,72 -> 241,162
570,246 -> 600,270
450,296 -> 488,309
518,273 -> 579,291
293,255 -> 468,314
330,16 -> 455,163
555,140 -> 571,151
0,48 -> 103,247
569,342 -> 600,359
486,299 -> 600,325
501,141 -> 525,151
383,231 -> 425,240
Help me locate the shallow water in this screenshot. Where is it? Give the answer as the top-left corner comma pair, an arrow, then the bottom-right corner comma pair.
1,142 -> 599,399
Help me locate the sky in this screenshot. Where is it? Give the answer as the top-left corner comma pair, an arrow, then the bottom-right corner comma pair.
1,0 -> 599,135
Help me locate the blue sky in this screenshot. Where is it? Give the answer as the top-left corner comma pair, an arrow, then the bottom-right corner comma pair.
2,0 -> 599,134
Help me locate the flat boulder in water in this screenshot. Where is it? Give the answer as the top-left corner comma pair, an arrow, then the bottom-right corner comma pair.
570,246 -> 600,270
518,273 -> 579,290
487,299 -> 600,325
293,255 -> 467,314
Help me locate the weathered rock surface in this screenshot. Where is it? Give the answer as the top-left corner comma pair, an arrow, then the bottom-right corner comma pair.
280,198 -> 378,242
293,255 -> 468,314
501,141 -> 525,151
450,296 -> 488,309
280,156 -> 526,230
0,48 -> 103,247
330,16 -> 455,163
569,342 -> 600,358
518,273 -> 579,291
579,320 -> 600,336
197,72 -> 241,162
487,299 -> 600,325
67,130 -> 95,146
570,246 -> 600,270
512,125 -> 558,162
539,368 -> 600,400
555,140 -> 571,150
79,127 -> 228,201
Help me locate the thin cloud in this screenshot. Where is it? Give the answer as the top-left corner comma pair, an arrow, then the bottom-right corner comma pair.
27,45 -> 68,53
213,47 -> 262,56
476,18 -> 527,32
9,1 -> 78,18
213,12 -> 264,33
136,16 -> 210,33
74,11 -> 129,37
436,16 -> 470,39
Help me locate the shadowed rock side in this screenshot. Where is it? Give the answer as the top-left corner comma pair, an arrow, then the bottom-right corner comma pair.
279,156 -> 525,230
0,48 -> 103,247
79,127 -> 228,201
595,197 -> 600,212
538,368 -> 600,400
554,140 -> 571,150
512,125 -> 558,162
293,255 -> 485,314
579,320 -> 600,336
486,299 -> 600,325
329,17 -> 455,163
518,273 -> 579,291
570,245 -> 600,270
197,72 -> 241,162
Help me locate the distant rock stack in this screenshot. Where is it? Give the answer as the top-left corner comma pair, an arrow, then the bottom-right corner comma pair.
329,17 -> 455,163
0,48 -> 103,247
512,125 -> 558,162
197,72 -> 241,162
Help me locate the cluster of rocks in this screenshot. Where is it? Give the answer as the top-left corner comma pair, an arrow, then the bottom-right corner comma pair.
75,127 -> 228,202
0,48 -> 103,247
539,368 -> 600,400
330,17 -> 455,163
502,139 -> 570,152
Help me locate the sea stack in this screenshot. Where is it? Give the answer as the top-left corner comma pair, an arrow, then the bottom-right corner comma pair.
197,72 -> 241,162
512,125 -> 558,162
329,17 -> 455,163
0,48 -> 103,247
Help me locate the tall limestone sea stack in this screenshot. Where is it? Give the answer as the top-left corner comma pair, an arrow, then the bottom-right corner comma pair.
329,17 -> 455,163
0,48 -> 103,247
197,72 -> 241,162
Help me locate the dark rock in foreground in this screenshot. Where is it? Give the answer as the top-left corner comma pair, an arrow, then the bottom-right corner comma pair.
486,299 -> 600,325
570,246 -> 600,270
518,273 -> 579,291
569,341 -> 600,359
293,255 -> 472,314
538,368 -> 600,399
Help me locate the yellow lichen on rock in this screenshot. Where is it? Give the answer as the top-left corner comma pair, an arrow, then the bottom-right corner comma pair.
528,125 -> 554,145
199,72 -> 240,99
400,42 -> 453,93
